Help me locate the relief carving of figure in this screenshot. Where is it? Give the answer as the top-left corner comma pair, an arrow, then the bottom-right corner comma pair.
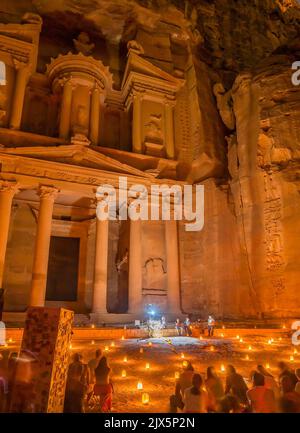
145,114 -> 163,144
213,83 -> 235,130
73,105 -> 89,136
73,32 -> 95,55
127,40 -> 144,56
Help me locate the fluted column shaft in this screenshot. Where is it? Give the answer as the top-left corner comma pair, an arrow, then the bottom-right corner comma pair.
165,220 -> 181,314
92,216 -> 109,314
30,186 -> 58,307
59,79 -> 73,140
128,219 -> 143,315
0,181 -> 18,289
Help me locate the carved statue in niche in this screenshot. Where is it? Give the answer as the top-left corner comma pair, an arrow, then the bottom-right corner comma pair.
213,83 -> 235,130
73,32 -> 95,55
257,128 -> 292,167
73,104 -> 89,136
127,40 -> 144,56
143,258 -> 166,291
145,114 -> 163,144
116,249 -> 128,273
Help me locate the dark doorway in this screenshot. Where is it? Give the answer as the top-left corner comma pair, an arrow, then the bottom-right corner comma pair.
46,236 -> 80,302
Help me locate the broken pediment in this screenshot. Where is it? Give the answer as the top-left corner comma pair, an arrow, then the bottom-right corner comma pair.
0,144 -> 154,179
121,49 -> 184,92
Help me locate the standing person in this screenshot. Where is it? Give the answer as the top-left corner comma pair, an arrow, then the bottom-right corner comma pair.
278,362 -> 298,389
205,366 -> 224,411
170,361 -> 195,412
225,365 -> 248,406
279,375 -> 300,413
207,315 -> 215,337
64,353 -> 88,413
87,349 -> 103,401
94,356 -> 113,412
257,364 -> 280,399
184,317 -> 192,337
175,319 -> 182,336
183,374 -> 209,413
247,372 -> 277,413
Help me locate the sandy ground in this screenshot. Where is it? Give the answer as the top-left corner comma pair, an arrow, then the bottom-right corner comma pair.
1,332 -> 299,412
71,333 -> 298,413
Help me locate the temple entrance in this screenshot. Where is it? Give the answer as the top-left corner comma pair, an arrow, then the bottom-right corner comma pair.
45,236 -> 80,302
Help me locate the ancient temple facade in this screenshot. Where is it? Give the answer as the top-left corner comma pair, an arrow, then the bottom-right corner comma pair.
0,2 -> 300,322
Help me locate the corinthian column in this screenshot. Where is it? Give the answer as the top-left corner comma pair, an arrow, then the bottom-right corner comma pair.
59,79 -> 73,140
128,219 -> 143,315
164,99 -> 175,159
9,60 -> 30,130
30,186 -> 59,307
0,180 -> 19,289
165,220 -> 181,314
90,85 -> 101,145
92,209 -> 109,314
132,92 -> 143,154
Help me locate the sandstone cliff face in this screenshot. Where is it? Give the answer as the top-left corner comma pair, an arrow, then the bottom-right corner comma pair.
1,0 -> 300,318
228,45 -> 300,318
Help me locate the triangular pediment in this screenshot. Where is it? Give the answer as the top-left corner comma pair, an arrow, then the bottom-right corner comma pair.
122,51 -> 183,89
0,145 -> 154,179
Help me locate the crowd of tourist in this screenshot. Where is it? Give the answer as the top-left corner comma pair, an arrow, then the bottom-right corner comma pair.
170,361 -> 300,413
1,346 -> 300,413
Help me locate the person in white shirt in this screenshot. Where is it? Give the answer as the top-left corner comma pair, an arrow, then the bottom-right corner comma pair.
207,315 -> 215,337
183,374 -> 209,413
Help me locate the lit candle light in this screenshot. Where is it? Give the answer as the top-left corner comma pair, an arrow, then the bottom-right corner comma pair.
145,363 -> 150,370
236,335 -> 240,340
181,353 -> 185,359
91,340 -> 95,345
104,346 -> 109,352
121,370 -> 127,378
221,333 -> 224,338
222,325 -> 225,329
239,338 -> 243,343
175,371 -> 180,379
283,324 -> 286,329
137,381 -> 143,390
294,348 -> 298,355
8,338 -> 12,343
121,335 -> 125,340
148,342 -> 152,347
111,341 -> 115,348
266,363 -> 270,369
210,346 -> 214,352
182,360 -> 188,368
268,339 -> 272,345
69,344 -> 73,349
248,345 -> 252,351
142,393 -> 150,405
140,348 -> 144,354
91,324 -> 95,329
220,364 -> 225,372
279,337 -> 282,341
245,355 -> 249,361
290,355 -> 294,362
199,336 -> 203,340
123,356 -> 128,363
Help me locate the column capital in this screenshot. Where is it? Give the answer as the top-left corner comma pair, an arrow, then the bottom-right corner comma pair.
12,58 -> 29,71
38,185 -> 59,200
0,180 -> 19,195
